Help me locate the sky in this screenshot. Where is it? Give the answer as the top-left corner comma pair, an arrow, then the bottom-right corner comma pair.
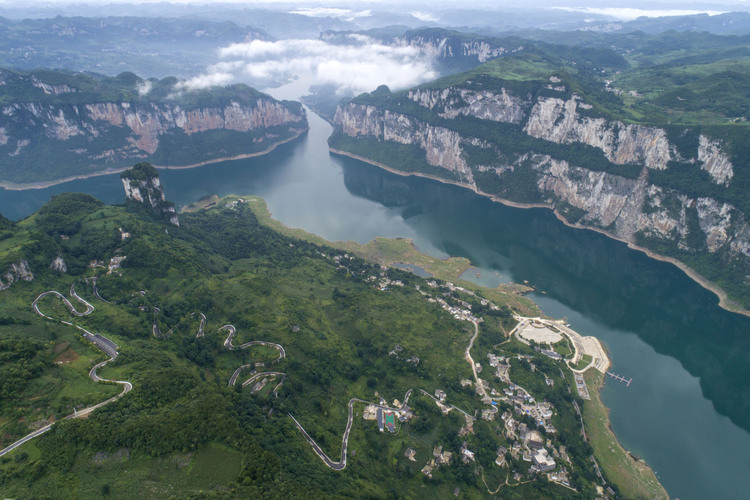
0,0 -> 748,13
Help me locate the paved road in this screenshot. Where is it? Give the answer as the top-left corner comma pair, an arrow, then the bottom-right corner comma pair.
229,364 -> 255,386
465,319 -> 489,401
213,324 -> 286,388
85,277 -> 110,303
417,389 -> 473,419
196,313 -> 206,337
32,290 -> 93,318
288,411 -> 347,470
0,424 -> 54,458
69,283 -> 95,315
289,314 -> 487,471
236,340 -> 286,359
219,324 -> 236,348
152,307 -> 162,337
2,288 -> 131,458
242,371 -> 285,388
288,389 -> 419,471
288,397 -> 370,471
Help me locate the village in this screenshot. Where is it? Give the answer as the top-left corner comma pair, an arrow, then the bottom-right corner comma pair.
324,257 -> 614,493
350,277 -> 616,493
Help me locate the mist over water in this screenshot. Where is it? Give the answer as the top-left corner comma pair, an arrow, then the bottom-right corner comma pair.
2,106 -> 750,499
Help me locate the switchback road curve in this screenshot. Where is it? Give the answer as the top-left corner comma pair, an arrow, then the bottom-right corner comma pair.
0,285 -> 131,458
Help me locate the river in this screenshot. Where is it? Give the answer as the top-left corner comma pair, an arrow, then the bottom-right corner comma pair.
2,97 -> 750,500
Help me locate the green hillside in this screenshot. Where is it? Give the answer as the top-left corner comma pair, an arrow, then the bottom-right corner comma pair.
0,166 -> 660,498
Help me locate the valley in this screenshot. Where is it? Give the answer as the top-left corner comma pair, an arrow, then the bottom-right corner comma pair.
2,5 -> 750,499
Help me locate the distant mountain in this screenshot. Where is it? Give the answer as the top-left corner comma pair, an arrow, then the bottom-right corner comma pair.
0,16 -> 270,77
583,11 -> 750,36
0,68 -> 308,186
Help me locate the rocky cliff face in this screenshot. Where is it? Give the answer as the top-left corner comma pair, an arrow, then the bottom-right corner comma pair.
523,95 -> 672,170
394,31 -> 525,70
0,69 -> 308,185
335,103 -> 472,177
407,87 -> 526,123
72,99 -> 304,155
399,35 -> 514,63
0,260 -> 34,290
333,78 -> 750,304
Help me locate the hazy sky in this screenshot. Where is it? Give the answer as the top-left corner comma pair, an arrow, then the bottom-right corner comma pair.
1,0 -> 749,13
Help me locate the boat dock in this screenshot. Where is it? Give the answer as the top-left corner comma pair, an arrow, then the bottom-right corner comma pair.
606,371 -> 632,387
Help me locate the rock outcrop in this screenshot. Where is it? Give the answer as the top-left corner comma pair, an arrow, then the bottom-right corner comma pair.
121,163 -> 180,226
523,96 -> 671,170
394,30 -> 526,70
0,260 -> 34,290
335,103 -> 471,177
49,256 -> 67,273
407,87 -> 526,123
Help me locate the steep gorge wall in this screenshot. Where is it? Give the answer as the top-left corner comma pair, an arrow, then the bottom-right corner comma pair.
0,69 -> 308,185
333,81 -> 750,307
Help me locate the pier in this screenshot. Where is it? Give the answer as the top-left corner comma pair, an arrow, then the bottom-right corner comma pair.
606,371 -> 632,387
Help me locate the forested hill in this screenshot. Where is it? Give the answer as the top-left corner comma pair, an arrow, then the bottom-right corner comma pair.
330,42 -> 750,310
0,68 -> 308,186
0,15 -> 271,77
0,164 -> 658,498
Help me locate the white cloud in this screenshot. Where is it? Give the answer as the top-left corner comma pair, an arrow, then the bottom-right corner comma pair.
136,80 -> 152,96
180,71 -> 234,90
184,36 -> 439,97
555,7 -> 727,21
410,11 -> 439,22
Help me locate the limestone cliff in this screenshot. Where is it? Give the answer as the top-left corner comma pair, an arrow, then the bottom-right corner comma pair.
394,29 -> 526,71
523,95 -> 671,170
0,69 -> 308,185
332,77 -> 750,307
121,163 -> 180,226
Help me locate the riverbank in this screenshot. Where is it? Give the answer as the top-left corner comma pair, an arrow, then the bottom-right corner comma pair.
0,129 -> 308,192
329,148 -> 750,318
583,370 -> 669,500
225,193 -> 541,317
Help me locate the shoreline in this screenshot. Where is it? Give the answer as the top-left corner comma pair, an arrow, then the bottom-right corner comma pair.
584,370 -> 670,500
330,147 -> 750,318
0,128 -> 308,192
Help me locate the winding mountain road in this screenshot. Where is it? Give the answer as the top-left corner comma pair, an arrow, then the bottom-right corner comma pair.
1,285 -> 131,458
85,277 -> 110,303
198,319 -> 287,388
